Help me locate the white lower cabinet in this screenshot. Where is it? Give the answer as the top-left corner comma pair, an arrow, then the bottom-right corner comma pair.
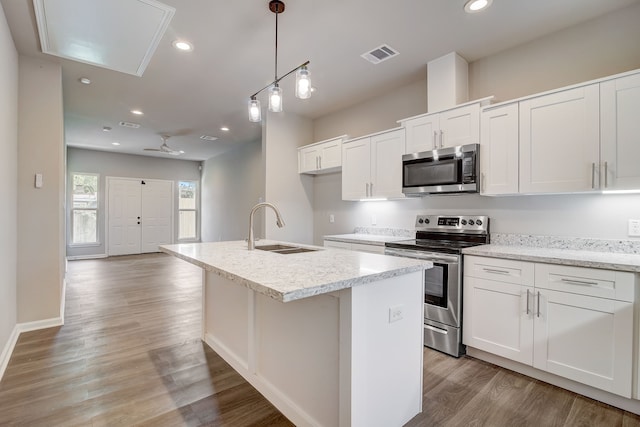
464,255 -> 636,398
323,240 -> 385,254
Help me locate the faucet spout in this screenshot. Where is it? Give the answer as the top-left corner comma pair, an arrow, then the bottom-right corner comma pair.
248,202 -> 285,250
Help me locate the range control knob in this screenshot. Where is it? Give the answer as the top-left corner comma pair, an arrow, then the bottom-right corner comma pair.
418,218 -> 424,224
424,218 -> 430,224
476,219 -> 483,226
461,219 -> 467,225
468,219 -> 475,226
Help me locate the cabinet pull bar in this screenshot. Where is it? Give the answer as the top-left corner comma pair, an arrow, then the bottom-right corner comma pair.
319,156 -> 322,169
370,182 -> 373,196
433,131 -> 437,149
537,291 -> 541,318
591,163 -> 596,189
482,268 -> 510,275
526,289 -> 530,315
440,130 -> 444,148
366,183 -> 369,197
604,161 -> 608,188
481,173 -> 486,193
559,278 -> 598,286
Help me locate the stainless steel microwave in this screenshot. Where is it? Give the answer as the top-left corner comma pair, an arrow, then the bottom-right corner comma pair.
402,144 -> 479,196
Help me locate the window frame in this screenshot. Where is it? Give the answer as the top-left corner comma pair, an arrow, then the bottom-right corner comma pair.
177,180 -> 199,241
69,172 -> 101,247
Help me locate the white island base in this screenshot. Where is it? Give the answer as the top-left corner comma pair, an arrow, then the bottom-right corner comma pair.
202,270 -> 424,427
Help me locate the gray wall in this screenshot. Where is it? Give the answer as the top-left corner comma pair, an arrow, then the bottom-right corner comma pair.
311,2 -> 640,245
67,147 -> 201,257
201,140 -> 264,242
0,3 -> 18,365
17,56 -> 65,324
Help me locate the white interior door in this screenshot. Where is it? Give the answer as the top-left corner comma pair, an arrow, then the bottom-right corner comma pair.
108,178 -> 142,256
141,180 -> 173,253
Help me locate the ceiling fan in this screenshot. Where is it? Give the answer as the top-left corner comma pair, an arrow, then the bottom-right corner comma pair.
143,135 -> 180,156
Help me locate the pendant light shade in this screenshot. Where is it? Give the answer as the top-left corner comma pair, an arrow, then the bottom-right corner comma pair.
247,1 -> 311,121
295,66 -> 311,99
269,84 -> 283,112
248,97 -> 262,122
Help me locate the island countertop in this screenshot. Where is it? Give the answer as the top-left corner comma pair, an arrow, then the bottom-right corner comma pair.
160,240 -> 431,302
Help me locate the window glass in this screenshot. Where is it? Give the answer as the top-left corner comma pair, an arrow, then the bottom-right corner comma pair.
71,173 -> 99,245
178,181 -> 198,240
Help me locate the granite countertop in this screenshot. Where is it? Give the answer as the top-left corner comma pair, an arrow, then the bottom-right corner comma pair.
323,233 -> 411,246
462,244 -> 640,273
160,240 -> 431,302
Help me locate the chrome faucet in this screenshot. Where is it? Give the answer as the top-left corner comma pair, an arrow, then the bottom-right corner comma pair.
248,202 -> 285,250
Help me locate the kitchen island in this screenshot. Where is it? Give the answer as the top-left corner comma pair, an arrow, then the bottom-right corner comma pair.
160,240 -> 431,427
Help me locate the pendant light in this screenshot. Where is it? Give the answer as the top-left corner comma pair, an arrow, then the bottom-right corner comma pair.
247,0 -> 311,122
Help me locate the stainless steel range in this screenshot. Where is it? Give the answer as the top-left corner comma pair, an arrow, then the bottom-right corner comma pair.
384,215 -> 489,357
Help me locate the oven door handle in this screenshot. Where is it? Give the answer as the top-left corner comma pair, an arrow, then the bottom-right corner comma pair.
384,248 -> 459,264
424,324 -> 448,335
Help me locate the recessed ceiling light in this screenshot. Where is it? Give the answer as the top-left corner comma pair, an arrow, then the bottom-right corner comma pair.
79,77 -> 91,85
179,150 -> 185,154
172,40 -> 193,52
220,127 -> 230,132
464,0 -> 492,13
103,126 -> 112,132
130,109 -> 144,115
112,142 -> 120,146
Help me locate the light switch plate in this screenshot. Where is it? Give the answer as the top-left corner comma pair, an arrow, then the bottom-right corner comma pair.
34,173 -> 43,188
329,214 -> 335,223
629,219 -> 640,237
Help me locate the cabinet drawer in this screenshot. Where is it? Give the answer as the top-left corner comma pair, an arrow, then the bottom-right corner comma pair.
535,264 -> 635,302
323,240 -> 351,249
351,243 -> 385,254
464,255 -> 534,285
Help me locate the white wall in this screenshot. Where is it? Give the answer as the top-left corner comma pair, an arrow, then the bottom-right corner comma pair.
312,3 -> 640,245
263,111 -> 314,244
17,56 -> 65,323
67,147 -> 201,257
201,140 -> 264,242
0,2 -> 18,367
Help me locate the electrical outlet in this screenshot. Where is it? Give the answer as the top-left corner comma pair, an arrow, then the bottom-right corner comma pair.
389,305 -> 404,323
329,214 -> 335,223
629,219 -> 640,237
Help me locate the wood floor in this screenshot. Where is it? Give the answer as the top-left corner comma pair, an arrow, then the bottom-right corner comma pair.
0,253 -> 638,427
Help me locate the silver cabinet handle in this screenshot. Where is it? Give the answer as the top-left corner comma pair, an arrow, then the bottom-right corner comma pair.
560,278 -> 598,286
316,156 -> 319,169
591,163 -> 596,189
482,268 -> 510,275
433,131 -> 437,149
366,182 -> 370,197
370,182 -> 374,197
440,130 -> 444,148
526,289 -> 530,315
604,161 -> 608,188
537,291 -> 541,318
319,156 -> 322,169
481,172 -> 486,193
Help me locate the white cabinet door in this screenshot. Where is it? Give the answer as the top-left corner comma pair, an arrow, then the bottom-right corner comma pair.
342,137 -> 371,200
463,277 -> 534,365
319,139 -> 342,170
370,129 -> 405,199
480,103 -> 519,195
404,114 -> 439,154
299,146 -> 320,173
600,72 -> 640,191
519,84 -> 600,193
439,103 -> 480,149
533,289 -> 633,398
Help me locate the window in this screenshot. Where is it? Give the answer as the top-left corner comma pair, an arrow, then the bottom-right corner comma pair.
178,181 -> 198,240
71,173 -> 99,245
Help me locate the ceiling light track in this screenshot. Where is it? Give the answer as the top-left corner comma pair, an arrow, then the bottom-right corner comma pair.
248,0 -> 312,122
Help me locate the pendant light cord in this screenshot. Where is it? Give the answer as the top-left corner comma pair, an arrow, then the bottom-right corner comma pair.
274,8 -> 279,82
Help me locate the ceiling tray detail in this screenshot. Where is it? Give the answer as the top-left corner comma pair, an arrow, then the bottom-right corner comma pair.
33,0 -> 175,76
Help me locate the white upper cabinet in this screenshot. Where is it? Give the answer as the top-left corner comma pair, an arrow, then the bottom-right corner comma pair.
401,100 -> 487,154
600,72 -> 640,191
480,103 -> 519,195
298,135 -> 346,175
519,84 -> 600,194
342,128 -> 405,201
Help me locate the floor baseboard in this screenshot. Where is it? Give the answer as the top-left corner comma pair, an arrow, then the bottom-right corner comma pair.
0,325 -> 20,382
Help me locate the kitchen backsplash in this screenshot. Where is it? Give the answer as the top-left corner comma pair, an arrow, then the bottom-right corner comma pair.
491,233 -> 640,255
353,227 -> 413,238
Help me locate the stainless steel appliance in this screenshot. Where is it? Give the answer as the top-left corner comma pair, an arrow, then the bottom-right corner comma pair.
384,214 -> 489,357
402,143 -> 479,196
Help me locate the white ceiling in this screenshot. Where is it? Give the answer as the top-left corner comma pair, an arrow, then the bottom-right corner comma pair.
1,0 -> 638,161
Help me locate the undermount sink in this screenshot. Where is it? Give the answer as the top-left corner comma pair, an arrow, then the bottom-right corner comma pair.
255,244 -> 319,254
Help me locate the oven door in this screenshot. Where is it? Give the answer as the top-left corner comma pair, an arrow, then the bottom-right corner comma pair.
384,248 -> 461,328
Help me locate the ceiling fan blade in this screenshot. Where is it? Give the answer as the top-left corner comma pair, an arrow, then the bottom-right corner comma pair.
143,148 -> 162,151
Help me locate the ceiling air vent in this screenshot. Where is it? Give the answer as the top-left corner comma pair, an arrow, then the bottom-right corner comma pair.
361,44 -> 399,64
200,135 -> 218,141
119,121 -> 141,129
